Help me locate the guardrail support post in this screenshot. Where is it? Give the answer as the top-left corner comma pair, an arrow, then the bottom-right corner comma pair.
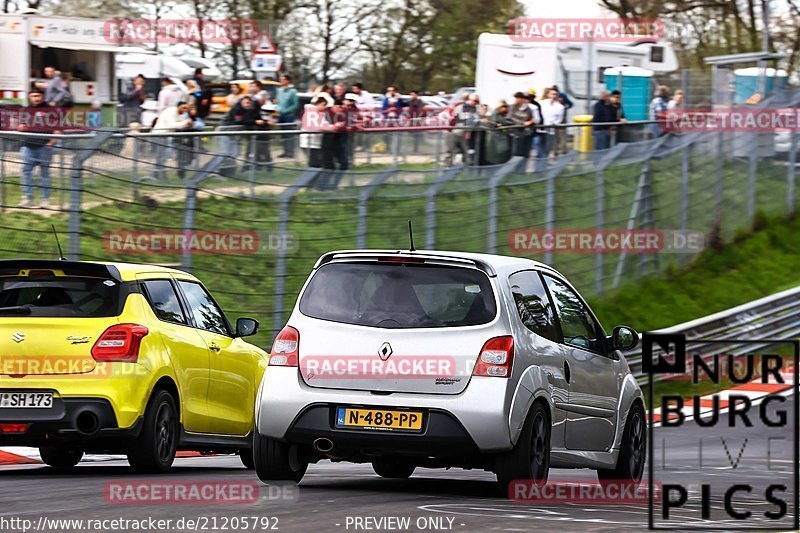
425,164 -> 464,249
67,131 -> 113,260
181,154 -> 228,273
356,168 -> 397,248
272,169 -> 321,338
488,156 -> 524,254
788,130 -> 797,215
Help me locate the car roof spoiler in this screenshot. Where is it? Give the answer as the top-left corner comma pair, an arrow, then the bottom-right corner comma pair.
0,260 -> 122,281
314,251 -> 497,277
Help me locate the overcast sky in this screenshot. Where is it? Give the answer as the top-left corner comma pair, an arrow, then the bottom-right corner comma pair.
521,0 -> 611,17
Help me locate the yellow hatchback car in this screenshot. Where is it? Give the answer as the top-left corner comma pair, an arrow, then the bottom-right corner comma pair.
0,260 -> 268,472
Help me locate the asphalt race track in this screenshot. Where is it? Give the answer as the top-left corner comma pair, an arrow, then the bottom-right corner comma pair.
1,393 -> 796,533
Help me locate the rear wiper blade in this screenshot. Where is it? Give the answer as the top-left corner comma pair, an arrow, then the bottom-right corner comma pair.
0,306 -> 32,315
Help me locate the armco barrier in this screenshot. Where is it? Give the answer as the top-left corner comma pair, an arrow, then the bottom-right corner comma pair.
628,285 -> 800,382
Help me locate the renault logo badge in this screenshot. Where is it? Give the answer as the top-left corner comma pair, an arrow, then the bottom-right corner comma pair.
378,342 -> 392,360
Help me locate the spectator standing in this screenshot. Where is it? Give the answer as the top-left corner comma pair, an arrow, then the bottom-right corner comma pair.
192,68 -> 205,91
18,88 -> 60,208
153,100 -> 193,179
120,74 -> 146,126
591,91 -> 613,151
157,78 -> 184,115
649,85 -> 669,138
303,93 -> 333,168
276,74 -> 299,158
537,87 -> 565,170
185,80 -> 202,108
226,83 -> 243,109
218,95 -> 265,175
176,104 -> 205,178
445,93 -> 479,166
485,99 -> 514,164
43,66 -> 72,108
509,91 -> 536,159
352,83 -> 373,111
527,89 -> 544,158
667,89 -> 684,109
553,84 -> 572,155
608,90 -> 627,144
382,86 -> 404,117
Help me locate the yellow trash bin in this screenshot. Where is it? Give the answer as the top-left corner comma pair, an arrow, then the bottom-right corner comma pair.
572,114 -> 594,152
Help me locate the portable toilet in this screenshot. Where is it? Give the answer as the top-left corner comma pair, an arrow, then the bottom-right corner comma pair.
604,66 -> 654,121
733,67 -> 787,104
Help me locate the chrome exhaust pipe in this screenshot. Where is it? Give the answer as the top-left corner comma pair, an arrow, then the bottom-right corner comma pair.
313,437 -> 334,453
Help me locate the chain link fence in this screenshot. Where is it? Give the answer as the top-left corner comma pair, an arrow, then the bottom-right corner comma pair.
1,98 -> 798,349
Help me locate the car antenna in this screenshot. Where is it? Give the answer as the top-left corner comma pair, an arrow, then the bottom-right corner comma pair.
52,224 -> 66,261
408,220 -> 416,252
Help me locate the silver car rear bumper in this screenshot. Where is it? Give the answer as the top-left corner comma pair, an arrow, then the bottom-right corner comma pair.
256,367 -> 514,452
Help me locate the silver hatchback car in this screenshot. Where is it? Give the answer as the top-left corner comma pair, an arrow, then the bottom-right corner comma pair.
254,250 -> 645,492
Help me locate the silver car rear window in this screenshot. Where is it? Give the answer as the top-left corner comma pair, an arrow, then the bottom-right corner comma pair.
299,262 -> 497,328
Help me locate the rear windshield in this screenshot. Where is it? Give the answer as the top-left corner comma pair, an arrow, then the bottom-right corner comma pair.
299,262 -> 497,328
0,277 -> 122,317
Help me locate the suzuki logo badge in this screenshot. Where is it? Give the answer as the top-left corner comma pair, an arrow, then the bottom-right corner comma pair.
12,332 -> 24,343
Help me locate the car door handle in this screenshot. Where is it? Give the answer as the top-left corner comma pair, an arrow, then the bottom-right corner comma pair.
209,343 -> 221,353
564,361 -> 571,384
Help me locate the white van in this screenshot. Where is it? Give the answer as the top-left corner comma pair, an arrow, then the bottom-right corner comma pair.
475,33 -> 678,115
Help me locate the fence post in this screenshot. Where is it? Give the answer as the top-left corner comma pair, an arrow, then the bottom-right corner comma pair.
248,134 -> 257,197
131,135 -> 140,200
424,164 -> 464,249
488,157 -> 524,254
747,140 -> 757,223
180,154 -> 228,273
715,130 -> 724,227
592,143 -> 626,294
542,152 -> 578,265
788,130 -> 797,215
0,137 -> 6,212
356,169 -> 397,248
67,131 -> 113,260
272,169 -> 321,337
679,137 -> 690,266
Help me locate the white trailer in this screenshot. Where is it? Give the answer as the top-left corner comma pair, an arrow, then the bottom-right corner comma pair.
0,14 -> 145,104
475,33 -> 678,114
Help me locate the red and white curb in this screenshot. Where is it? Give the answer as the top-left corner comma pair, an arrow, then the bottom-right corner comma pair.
650,367 -> 795,427
0,448 -> 216,466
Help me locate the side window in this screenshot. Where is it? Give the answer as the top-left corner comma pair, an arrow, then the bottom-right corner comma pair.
543,275 -> 603,352
141,280 -> 187,325
508,271 -> 560,343
178,281 -> 229,335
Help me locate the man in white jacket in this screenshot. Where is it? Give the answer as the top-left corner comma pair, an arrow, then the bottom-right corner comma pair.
536,87 -> 565,171
157,78 -> 185,116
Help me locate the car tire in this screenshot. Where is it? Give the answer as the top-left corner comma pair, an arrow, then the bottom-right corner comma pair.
127,389 -> 179,474
253,429 -> 307,482
495,401 -> 550,496
39,447 -> 83,469
372,462 -> 415,479
239,444 -> 255,470
597,402 -> 646,487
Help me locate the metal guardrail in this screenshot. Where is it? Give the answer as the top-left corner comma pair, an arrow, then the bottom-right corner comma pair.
627,285 -> 800,382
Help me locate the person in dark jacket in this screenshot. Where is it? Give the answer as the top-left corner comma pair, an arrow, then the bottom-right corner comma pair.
592,91 -> 613,151
18,88 -> 61,208
218,96 -> 265,175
